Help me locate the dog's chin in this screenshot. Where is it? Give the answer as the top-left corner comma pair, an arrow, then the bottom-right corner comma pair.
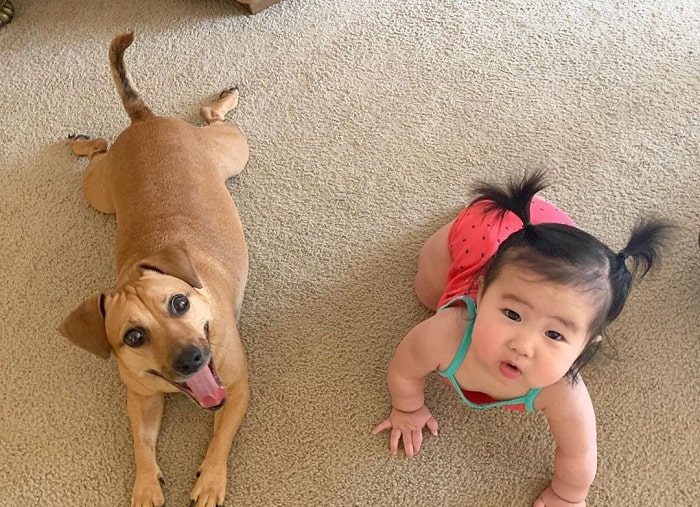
148,358 -> 227,411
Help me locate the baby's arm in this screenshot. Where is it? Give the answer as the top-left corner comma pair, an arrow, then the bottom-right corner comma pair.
386,319 -> 438,411
372,311 -> 456,456
534,378 -> 597,506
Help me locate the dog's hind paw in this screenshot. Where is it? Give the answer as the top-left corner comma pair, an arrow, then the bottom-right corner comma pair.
219,86 -> 239,99
67,132 -> 91,140
67,134 -> 108,157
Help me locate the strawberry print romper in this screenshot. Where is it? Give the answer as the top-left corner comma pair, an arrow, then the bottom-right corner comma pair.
436,196 -> 576,309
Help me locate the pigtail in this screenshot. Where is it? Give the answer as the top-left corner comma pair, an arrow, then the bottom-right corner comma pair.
471,170 -> 548,225
607,218 -> 674,322
617,218 -> 673,279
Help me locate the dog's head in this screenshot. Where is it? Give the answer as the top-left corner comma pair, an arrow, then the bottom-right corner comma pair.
58,244 -> 226,410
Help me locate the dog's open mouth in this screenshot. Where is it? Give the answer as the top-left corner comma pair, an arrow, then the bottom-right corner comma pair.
149,358 -> 226,411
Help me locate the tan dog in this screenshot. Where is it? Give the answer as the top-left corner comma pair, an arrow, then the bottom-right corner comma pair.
59,32 -> 250,507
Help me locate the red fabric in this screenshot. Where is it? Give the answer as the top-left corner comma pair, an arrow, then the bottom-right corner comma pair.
440,377 -> 525,412
437,197 -> 575,309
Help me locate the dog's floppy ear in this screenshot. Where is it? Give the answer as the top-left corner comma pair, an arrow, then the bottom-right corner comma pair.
139,243 -> 203,289
58,293 -> 111,359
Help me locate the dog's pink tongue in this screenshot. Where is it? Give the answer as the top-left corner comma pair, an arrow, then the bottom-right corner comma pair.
186,367 -> 226,409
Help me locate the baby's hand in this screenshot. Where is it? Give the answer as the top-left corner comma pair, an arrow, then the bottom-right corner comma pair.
533,486 -> 585,507
371,405 -> 439,458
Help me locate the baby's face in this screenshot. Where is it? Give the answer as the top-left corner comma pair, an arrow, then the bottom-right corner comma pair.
472,264 -> 594,389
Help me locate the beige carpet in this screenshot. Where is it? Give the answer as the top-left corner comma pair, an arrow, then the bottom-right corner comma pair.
2,0 -> 698,505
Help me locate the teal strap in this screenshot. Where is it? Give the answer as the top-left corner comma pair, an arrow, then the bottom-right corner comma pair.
437,296 -> 476,377
522,387 -> 543,412
436,295 -> 541,412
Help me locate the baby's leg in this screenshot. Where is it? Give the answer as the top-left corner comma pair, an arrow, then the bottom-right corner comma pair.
415,220 -> 454,311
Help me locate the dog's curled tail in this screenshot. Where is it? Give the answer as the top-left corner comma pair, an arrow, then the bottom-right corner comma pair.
109,32 -> 154,123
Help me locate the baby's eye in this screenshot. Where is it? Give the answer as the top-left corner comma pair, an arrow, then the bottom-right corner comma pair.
504,309 -> 521,321
546,330 -> 563,341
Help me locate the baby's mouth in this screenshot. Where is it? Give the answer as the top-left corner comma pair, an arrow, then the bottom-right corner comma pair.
499,361 -> 521,380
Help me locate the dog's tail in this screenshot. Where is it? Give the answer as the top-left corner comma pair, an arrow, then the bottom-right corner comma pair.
109,32 -> 154,123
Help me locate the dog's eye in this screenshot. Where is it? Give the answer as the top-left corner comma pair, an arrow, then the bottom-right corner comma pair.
169,294 -> 190,315
124,327 -> 147,348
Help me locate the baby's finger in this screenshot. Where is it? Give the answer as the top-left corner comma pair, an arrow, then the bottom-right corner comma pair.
390,427 -> 402,456
402,432 -> 415,458
412,429 -> 423,455
426,417 -> 439,436
371,419 -> 391,435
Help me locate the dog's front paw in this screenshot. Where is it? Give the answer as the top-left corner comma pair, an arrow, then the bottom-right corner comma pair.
131,473 -> 165,507
190,464 -> 227,507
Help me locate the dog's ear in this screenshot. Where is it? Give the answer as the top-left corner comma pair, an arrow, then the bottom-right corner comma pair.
58,294 -> 111,359
139,243 -> 203,289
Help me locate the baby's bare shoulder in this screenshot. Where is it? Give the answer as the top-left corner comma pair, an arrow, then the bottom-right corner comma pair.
535,377 -> 593,415
411,307 -> 470,369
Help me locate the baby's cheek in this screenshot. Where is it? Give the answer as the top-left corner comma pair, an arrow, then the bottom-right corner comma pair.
470,330 -> 496,361
540,355 -> 575,385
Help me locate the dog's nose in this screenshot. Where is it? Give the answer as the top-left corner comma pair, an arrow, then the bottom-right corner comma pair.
173,345 -> 205,376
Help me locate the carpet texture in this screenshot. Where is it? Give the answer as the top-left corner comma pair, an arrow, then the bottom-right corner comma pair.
1,1 -> 698,505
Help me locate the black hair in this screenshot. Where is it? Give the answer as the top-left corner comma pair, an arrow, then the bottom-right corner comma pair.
472,170 -> 673,382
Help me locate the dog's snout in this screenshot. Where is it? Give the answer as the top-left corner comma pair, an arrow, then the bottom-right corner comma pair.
173,345 -> 206,375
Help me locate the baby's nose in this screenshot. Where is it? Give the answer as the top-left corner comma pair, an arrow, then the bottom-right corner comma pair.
509,333 -> 535,357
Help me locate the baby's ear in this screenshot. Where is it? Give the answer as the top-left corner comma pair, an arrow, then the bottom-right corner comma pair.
475,275 -> 486,305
